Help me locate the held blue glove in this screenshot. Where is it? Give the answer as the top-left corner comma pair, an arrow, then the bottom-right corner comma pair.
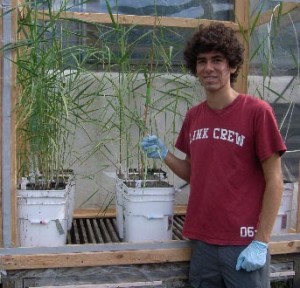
236,240 -> 268,272
140,135 -> 168,160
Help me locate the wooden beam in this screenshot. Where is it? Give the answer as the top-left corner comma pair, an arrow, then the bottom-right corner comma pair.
1,239 -> 300,270
34,10 -> 240,30
250,2 -> 300,28
0,0 -> 18,248
0,247 -> 192,270
234,0 -> 249,29
233,0 -> 249,95
270,239 -> 300,255
73,205 -> 187,219
10,0 -> 18,247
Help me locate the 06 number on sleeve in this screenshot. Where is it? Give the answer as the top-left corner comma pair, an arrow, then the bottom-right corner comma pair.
240,227 -> 256,238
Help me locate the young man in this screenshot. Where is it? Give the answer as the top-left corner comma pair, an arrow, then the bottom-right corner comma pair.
141,23 -> 286,288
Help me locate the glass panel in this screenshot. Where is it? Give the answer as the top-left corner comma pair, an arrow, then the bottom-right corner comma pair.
249,6 -> 300,183
81,23 -> 195,72
271,103 -> 300,183
251,0 -> 281,16
71,0 -> 235,21
249,8 -> 300,76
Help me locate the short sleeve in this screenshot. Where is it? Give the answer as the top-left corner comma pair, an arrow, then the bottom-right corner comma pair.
175,112 -> 191,156
254,102 -> 286,161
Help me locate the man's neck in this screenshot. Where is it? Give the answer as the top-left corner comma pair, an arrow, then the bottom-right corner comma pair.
206,88 -> 239,110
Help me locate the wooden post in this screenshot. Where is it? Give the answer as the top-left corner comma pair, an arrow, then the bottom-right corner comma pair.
10,0 -> 18,247
0,0 -> 3,248
1,0 -> 18,247
234,0 -> 249,94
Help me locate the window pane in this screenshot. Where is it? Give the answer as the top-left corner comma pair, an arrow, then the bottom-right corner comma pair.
71,0 -> 234,21
81,23 -> 195,71
249,8 -> 300,76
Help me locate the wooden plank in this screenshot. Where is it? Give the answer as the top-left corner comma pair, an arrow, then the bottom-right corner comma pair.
1,239 -> 300,270
250,2 -> 300,27
34,10 -> 240,30
1,0 -> 18,248
234,32 -> 249,95
270,271 -> 295,278
74,208 -> 116,219
73,205 -> 187,219
10,0 -> 18,248
269,240 -> 300,255
174,205 -> 187,216
233,0 -> 249,95
0,247 -> 192,270
234,0 -> 249,29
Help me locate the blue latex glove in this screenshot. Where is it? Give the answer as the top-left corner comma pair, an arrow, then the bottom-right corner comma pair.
140,135 -> 168,160
236,240 -> 268,272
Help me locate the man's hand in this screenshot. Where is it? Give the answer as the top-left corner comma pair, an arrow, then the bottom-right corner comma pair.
236,240 -> 268,272
140,135 -> 168,160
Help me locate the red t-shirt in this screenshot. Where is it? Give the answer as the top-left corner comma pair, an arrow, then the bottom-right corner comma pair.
175,94 -> 286,245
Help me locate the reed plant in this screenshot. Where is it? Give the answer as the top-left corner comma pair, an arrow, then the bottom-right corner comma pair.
81,0 -> 198,185
14,0 -> 107,189
247,2 -> 300,186
8,0 -> 298,202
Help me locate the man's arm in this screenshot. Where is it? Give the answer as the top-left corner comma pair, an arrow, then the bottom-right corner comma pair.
236,152 -> 284,272
255,152 -> 284,243
164,152 -> 191,183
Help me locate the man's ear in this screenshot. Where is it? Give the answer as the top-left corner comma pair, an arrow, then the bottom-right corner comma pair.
230,67 -> 237,74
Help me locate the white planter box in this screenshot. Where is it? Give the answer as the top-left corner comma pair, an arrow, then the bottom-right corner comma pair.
17,188 -> 68,247
116,177 -> 175,242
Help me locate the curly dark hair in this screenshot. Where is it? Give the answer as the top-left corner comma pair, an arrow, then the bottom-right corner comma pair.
184,23 -> 244,84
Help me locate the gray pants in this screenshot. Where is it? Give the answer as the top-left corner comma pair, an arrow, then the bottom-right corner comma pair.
189,240 -> 270,288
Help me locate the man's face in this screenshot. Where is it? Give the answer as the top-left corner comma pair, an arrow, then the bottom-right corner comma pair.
196,51 -> 236,93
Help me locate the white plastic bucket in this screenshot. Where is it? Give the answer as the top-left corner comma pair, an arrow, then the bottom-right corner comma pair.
272,212 -> 291,234
17,189 -> 68,247
66,177 -> 76,231
278,183 -> 293,214
121,184 -> 175,242
115,178 -> 125,239
272,182 -> 294,235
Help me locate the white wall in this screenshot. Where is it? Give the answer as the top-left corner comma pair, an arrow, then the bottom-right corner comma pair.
72,73 -> 300,222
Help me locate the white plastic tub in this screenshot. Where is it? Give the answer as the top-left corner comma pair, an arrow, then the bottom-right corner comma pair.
17,189 -> 68,247
66,177 -> 76,231
115,177 -> 125,239
272,182 -> 294,235
121,183 -> 175,242
272,212 -> 290,234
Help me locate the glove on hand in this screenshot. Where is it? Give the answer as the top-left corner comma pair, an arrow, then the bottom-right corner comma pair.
236,240 -> 268,272
140,135 -> 168,160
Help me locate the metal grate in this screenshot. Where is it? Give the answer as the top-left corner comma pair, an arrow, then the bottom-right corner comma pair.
67,216 -> 186,244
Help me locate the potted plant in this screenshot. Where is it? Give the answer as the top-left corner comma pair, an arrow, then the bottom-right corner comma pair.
87,2 -> 197,242
14,0 -> 105,246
